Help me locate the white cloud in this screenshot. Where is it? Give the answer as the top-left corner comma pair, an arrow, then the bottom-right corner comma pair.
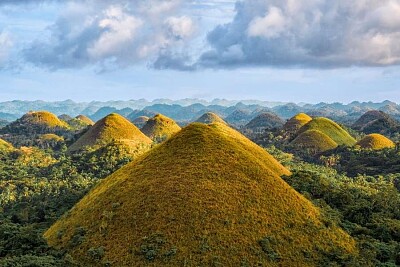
0,31 -> 12,65
165,16 -> 195,40
197,0 -> 400,68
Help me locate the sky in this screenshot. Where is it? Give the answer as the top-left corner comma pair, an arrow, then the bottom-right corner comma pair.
1,0 -> 400,103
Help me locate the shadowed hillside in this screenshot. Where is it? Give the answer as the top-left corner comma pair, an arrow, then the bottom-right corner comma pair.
356,133 -> 395,150
298,117 -> 356,146
195,112 -> 227,124
45,122 -> 356,266
140,114 -> 181,142
283,113 -> 312,134
131,116 -> 149,128
352,110 -> 400,135
68,113 -> 151,152
291,129 -> 338,153
245,112 -> 284,132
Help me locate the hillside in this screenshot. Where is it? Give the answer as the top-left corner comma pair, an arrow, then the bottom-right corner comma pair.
291,129 -> 338,153
245,112 -> 284,132
352,110 -> 399,134
0,138 -> 13,151
140,114 -> 181,142
298,117 -> 356,146
45,122 -> 356,266
283,113 -> 312,133
356,134 -> 395,150
0,111 -> 69,135
75,115 -> 95,126
131,116 -> 149,128
195,112 -> 227,124
68,113 -> 151,152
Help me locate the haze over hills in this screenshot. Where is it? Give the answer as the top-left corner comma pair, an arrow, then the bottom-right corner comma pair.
45,122 -> 356,266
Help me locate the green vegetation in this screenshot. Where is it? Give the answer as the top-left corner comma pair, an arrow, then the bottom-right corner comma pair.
298,117 -> 356,146
195,112 -> 227,124
283,113 -> 312,134
68,113 -> 151,153
356,134 -> 395,150
140,114 -> 181,142
291,129 -> 338,154
45,122 -> 356,266
0,138 -> 14,151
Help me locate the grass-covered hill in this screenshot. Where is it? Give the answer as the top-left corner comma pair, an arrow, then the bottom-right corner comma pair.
352,110 -> 400,135
131,116 -> 149,128
245,112 -> 284,132
45,122 -> 356,266
75,115 -> 94,126
0,111 -> 69,135
291,129 -> 338,153
0,138 -> 13,152
282,113 -> 312,134
68,113 -> 151,153
140,114 -> 181,142
297,117 -> 356,146
195,112 -> 227,124
355,133 -> 395,150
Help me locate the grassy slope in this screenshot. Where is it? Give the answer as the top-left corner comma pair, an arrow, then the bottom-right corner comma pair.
195,112 -> 227,124
291,129 -> 338,153
298,117 -> 356,146
283,113 -> 312,132
22,111 -> 69,128
68,113 -> 151,152
356,133 -> 395,150
75,115 -> 95,126
0,138 -> 13,151
45,122 -> 355,266
39,134 -> 64,142
140,114 -> 181,140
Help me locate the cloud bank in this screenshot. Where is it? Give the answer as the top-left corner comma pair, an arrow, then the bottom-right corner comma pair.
197,0 -> 400,69
5,0 -> 400,70
23,0 -> 196,70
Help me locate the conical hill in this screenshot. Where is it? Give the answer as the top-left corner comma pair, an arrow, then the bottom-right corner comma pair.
356,134 -> 395,150
131,116 -> 149,128
283,113 -> 312,133
195,112 -> 227,124
140,114 -> 181,141
291,129 -> 338,153
45,122 -> 356,266
75,115 -> 95,126
298,117 -> 356,146
0,111 -> 69,134
68,113 -> 151,152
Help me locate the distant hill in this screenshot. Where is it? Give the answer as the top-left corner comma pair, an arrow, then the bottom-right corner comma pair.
245,112 -> 284,132
0,111 -> 69,135
68,113 -> 151,152
45,122 -> 355,266
224,109 -> 251,125
291,129 -> 338,153
131,116 -> 149,128
297,117 -> 356,146
140,114 -> 181,142
195,112 -> 227,124
75,115 -> 94,126
127,109 -> 157,122
352,110 -> 400,135
356,134 -> 395,150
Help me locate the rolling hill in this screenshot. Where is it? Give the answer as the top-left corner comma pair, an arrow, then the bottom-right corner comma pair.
245,112 -> 284,132
45,122 -> 356,266
283,113 -> 312,134
356,134 -> 395,150
352,110 -> 399,134
140,114 -> 181,142
195,112 -> 227,124
298,117 -> 356,146
0,111 -> 69,135
131,116 -> 149,128
68,113 -> 151,153
75,115 -> 95,126
291,129 -> 338,153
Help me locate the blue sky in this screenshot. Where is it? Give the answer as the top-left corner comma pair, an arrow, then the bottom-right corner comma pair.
1,0 -> 400,103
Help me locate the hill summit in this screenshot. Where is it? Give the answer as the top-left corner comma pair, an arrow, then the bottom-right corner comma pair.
356,134 -> 395,150
0,111 -> 69,135
283,113 -> 312,133
75,115 -> 95,126
195,112 -> 227,124
140,114 -> 181,142
353,110 -> 399,134
245,112 -> 284,132
68,113 -> 151,152
45,122 -> 355,266
291,129 -> 338,153
297,117 -> 356,146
